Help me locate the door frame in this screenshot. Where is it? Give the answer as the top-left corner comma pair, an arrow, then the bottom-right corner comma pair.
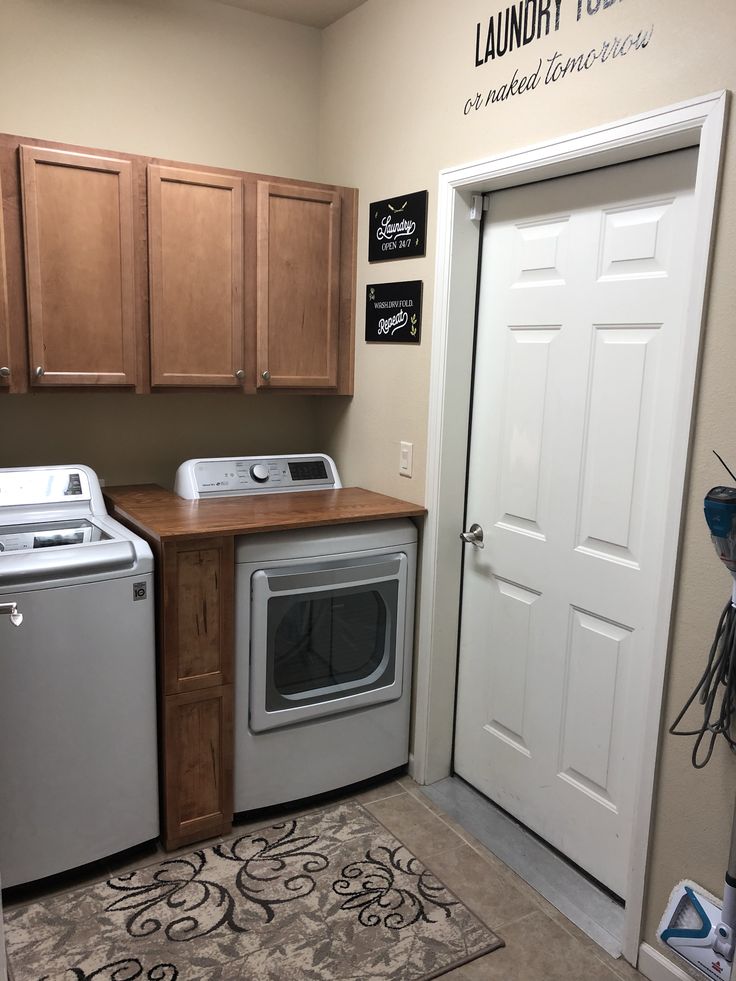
412,91 -> 728,964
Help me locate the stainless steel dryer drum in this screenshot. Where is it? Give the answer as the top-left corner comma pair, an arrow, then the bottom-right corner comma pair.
173,455 -> 418,813
0,465 -> 159,888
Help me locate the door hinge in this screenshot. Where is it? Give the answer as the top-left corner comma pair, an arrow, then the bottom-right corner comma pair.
469,193 -> 490,222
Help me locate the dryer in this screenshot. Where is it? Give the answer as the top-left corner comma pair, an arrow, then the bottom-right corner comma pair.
174,455 -> 417,812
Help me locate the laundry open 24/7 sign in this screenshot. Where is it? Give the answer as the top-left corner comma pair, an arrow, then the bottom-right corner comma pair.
365,282 -> 422,344
369,191 -> 427,262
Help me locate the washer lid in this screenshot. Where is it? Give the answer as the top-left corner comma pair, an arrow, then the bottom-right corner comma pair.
0,518 -> 111,553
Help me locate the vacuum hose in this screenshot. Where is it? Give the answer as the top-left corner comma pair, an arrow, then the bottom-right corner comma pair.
669,596 -> 736,768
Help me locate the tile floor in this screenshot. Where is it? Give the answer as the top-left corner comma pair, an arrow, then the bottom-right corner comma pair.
3,773 -> 646,981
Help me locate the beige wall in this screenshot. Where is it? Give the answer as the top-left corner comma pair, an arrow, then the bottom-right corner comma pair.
0,0 -> 325,482
318,0 -> 736,956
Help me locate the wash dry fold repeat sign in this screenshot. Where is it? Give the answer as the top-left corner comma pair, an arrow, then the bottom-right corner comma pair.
365,282 -> 423,344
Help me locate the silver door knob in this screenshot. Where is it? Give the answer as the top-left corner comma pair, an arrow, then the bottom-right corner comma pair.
0,366 -> 9,378
34,366 -> 44,377
460,523 -> 484,548
261,369 -> 271,382
234,369 -> 245,380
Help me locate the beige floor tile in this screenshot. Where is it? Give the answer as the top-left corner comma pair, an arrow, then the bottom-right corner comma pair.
351,778 -> 407,804
424,842 -> 538,930
443,910 -> 635,981
364,791 -> 466,861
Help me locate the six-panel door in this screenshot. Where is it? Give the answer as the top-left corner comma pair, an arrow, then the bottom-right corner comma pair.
454,149 -> 699,899
20,145 -> 138,387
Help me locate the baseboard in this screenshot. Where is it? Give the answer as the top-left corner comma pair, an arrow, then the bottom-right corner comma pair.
638,943 -> 700,981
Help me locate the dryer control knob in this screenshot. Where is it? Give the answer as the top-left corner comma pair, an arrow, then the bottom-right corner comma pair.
250,464 -> 270,483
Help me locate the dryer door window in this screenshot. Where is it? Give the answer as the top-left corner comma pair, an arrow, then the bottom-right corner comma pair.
249,553 -> 407,732
269,581 -> 396,703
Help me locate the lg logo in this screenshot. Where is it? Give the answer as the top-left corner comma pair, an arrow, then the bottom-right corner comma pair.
133,582 -> 147,602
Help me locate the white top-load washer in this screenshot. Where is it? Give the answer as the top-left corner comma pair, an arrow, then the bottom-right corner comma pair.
0,465 -> 159,888
174,454 -> 418,813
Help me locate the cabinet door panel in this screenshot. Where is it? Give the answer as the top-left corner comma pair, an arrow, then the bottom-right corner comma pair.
20,145 -> 137,386
162,537 -> 234,695
149,166 -> 244,387
257,182 -> 340,389
163,686 -> 233,847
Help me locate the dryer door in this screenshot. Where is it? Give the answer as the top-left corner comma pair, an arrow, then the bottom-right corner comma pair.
249,553 -> 408,732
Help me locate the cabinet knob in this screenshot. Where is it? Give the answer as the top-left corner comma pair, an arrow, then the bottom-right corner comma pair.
234,369 -> 245,380
0,366 -> 9,378
34,366 -> 44,378
261,370 -> 271,382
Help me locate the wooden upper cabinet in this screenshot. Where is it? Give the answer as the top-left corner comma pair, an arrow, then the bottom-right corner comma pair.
19,145 -> 138,387
0,170 -> 10,389
148,166 -> 244,387
256,181 -> 341,390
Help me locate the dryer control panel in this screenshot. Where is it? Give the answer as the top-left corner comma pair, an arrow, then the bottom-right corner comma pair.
174,454 -> 341,499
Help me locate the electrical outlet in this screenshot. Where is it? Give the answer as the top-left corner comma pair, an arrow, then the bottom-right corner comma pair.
399,441 -> 413,478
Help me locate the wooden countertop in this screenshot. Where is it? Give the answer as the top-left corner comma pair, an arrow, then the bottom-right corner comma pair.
103,484 -> 427,542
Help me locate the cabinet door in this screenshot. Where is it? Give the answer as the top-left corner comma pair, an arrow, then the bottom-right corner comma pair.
256,181 -> 341,389
162,537 -> 234,695
149,166 -> 244,387
20,145 -> 138,386
163,686 -> 233,848
0,169 -> 10,390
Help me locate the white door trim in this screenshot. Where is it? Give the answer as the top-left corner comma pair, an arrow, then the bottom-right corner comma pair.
413,90 -> 728,965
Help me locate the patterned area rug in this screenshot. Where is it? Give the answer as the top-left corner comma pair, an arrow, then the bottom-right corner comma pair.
5,800 -> 503,981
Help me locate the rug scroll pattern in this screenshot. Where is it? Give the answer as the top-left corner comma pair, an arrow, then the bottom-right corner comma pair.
6,801 -> 503,981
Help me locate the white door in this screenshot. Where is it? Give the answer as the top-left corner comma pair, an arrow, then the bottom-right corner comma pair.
454,149 -> 698,899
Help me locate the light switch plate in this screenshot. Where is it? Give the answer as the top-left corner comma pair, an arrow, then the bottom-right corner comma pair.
399,441 -> 413,478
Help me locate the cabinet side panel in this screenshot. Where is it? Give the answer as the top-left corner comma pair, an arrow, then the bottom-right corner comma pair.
0,168 -> 10,388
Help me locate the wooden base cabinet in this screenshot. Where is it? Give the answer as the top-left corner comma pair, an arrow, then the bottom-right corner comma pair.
159,537 -> 234,849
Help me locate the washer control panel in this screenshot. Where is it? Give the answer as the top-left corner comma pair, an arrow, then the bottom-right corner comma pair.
174,454 -> 341,499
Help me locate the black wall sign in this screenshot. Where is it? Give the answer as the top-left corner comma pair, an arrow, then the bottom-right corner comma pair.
365,282 -> 422,344
369,191 -> 427,262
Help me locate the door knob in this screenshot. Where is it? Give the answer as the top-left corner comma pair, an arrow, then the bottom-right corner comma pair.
234,369 -> 245,380
261,369 -> 271,382
460,523 -> 484,548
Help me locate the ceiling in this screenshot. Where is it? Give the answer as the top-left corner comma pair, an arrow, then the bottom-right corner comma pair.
215,0 -> 367,28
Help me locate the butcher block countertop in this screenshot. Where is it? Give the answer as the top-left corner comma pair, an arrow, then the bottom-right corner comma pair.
103,484 -> 427,543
